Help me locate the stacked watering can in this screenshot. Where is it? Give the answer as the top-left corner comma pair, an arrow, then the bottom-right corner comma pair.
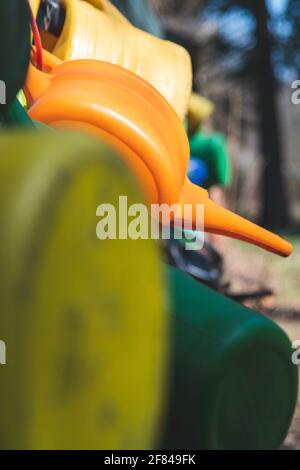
0,0 -> 297,450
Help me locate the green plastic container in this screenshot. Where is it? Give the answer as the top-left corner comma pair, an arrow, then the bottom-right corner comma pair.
0,0 -> 31,107
189,131 -> 232,189
163,266 -> 298,450
0,98 -> 34,128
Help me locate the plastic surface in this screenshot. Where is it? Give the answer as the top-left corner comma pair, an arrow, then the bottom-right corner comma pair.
0,98 -> 34,128
30,0 -> 192,120
0,0 -> 31,107
188,92 -> 215,135
189,131 -> 232,188
25,58 -> 292,257
0,131 -> 167,449
163,266 -> 298,450
188,157 -> 209,187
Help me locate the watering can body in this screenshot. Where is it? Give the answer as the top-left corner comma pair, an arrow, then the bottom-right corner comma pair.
0,130 -> 167,449
163,266 -> 298,450
26,57 -> 292,258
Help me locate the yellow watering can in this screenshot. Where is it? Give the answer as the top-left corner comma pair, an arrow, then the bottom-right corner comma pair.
0,130 -> 167,449
29,0 -> 192,120
26,55 -> 292,257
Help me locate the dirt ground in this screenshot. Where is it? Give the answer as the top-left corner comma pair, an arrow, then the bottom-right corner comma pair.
223,235 -> 300,450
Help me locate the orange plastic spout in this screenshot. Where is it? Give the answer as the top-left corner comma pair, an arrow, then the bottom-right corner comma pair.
178,179 -> 292,257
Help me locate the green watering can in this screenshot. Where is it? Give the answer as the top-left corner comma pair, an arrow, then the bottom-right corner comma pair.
0,0 -> 31,109
163,266 -> 298,450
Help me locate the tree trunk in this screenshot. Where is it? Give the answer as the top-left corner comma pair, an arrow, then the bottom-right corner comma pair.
253,0 -> 290,229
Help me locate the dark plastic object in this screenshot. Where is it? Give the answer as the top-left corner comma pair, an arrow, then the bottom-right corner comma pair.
0,0 -> 31,108
37,0 -> 66,37
163,266 -> 298,450
164,237 -> 273,302
165,239 -> 223,289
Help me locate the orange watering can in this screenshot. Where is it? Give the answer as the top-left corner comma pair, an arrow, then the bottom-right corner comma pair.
25,56 -> 292,257
29,0 -> 192,120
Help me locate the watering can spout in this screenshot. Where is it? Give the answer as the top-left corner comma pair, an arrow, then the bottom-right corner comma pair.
179,178 -> 293,257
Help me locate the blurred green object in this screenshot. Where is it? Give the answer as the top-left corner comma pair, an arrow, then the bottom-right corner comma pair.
189,131 -> 232,189
0,131 -> 167,449
163,266 -> 298,450
0,98 -> 34,128
0,98 -> 48,131
0,0 -> 31,108
17,90 -> 29,110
